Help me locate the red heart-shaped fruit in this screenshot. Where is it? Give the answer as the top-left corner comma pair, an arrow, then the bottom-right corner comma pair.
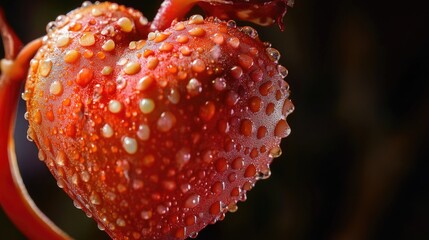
23,2 -> 293,239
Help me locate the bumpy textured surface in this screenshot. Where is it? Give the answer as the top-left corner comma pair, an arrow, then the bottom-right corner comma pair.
24,2 -> 293,239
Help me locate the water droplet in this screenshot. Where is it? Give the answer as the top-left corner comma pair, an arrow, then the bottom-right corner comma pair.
46,21 -> 56,33
101,124 -> 114,138
185,215 -> 197,226
27,127 -> 36,142
141,210 -> 152,220
57,179 -> 65,188
228,37 -> 240,48
97,223 -> 105,231
116,218 -> 126,227
251,69 -> 264,82
199,101 -> 216,121
159,42 -> 174,52
176,34 -> 189,43
240,119 -> 253,137
124,62 -> 141,75
188,27 -> 205,37
91,7 -> 103,17
249,96 -> 262,113
211,181 -> 225,195
215,158 -> 228,173
225,90 -> 239,106
81,1 -> 92,7
80,171 -> 90,182
230,66 -> 243,79
243,181 -> 254,191
76,68 -> 93,87
139,98 -> 155,114
244,164 -> 256,177
102,39 -> 115,51
143,154 -> 155,167
230,186 -> 241,197
154,32 -> 168,43
122,136 -> 138,154
147,56 -> 159,70
184,194 -> 200,208
71,173 -> 79,185
275,119 -> 290,137
157,111 -> 176,132
117,17 -> 133,32
231,157 -> 244,170
117,183 -> 127,193
175,227 -> 186,238
269,146 -> 282,158
90,192 -> 102,205
131,232 -> 141,240
108,100 -> 122,113
49,81 -> 63,96
212,33 -> 224,44
282,99 -> 294,116
259,81 -> 273,96
133,179 -> 144,190
191,59 -> 206,73
64,50 -> 80,63
257,126 -> 267,139
241,26 -> 258,38
277,65 -> 288,78
189,14 -> 204,24
181,183 -> 191,193
266,47 -> 281,62
39,59 -> 52,77
79,32 -> 95,46
176,147 -> 191,168
167,87 -> 180,104
187,78 -> 202,96
56,35 -> 70,47
209,201 -> 222,215
55,151 -> 66,166
238,54 -> 254,70
227,20 -> 236,28
137,124 -> 150,141
139,16 -> 149,25
162,180 -> 176,191
256,170 -> 272,180
180,46 -> 192,56
136,76 -> 154,91
157,204 -> 168,215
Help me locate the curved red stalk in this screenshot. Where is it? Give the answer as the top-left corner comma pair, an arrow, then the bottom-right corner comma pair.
151,0 -> 199,30
0,9 -> 71,240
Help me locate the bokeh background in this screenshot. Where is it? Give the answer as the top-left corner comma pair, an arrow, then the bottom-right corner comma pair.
1,0 -> 429,239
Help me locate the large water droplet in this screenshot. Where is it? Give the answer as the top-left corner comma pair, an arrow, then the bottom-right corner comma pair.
157,111 -> 176,132
184,194 -> 200,208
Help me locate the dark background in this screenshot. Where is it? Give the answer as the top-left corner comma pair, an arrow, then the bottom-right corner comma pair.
1,0 -> 429,239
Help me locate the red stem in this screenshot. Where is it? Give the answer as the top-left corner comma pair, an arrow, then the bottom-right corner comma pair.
151,0 -> 199,30
0,9 -> 71,240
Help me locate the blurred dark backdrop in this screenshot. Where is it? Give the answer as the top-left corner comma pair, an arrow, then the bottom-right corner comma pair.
1,0 -> 428,239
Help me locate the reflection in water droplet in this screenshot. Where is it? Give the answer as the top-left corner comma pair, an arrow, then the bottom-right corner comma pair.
184,194 -> 200,208
39,59 -> 52,77
266,47 -> 281,62
187,78 -> 202,96
141,210 -> 152,220
269,146 -> 282,158
157,111 -> 176,132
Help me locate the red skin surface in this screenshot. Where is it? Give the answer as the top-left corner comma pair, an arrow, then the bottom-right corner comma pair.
2,1 -> 293,240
